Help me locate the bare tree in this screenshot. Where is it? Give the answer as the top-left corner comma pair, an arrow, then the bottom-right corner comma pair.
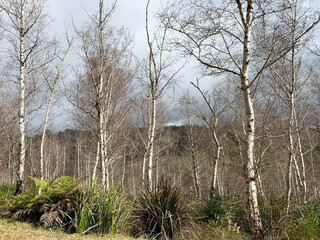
0,0 -> 56,194
70,0 -> 134,188
179,92 -> 201,198
141,0 -> 182,191
265,0 -> 320,211
39,40 -> 72,194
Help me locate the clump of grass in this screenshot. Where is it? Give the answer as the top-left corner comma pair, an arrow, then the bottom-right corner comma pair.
282,202 -> 320,240
257,194 -> 287,238
75,184 -> 132,235
187,219 -> 245,240
201,196 -> 248,234
134,179 -> 188,239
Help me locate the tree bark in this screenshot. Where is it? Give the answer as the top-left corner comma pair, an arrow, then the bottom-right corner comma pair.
239,1 -> 264,238
16,1 -> 26,195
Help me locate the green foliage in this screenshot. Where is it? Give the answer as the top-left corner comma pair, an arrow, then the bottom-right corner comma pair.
0,184 -> 15,217
201,197 -> 225,222
191,219 -> 244,240
283,202 -> 320,240
30,176 -> 84,201
201,196 -> 248,234
257,194 -> 287,237
134,179 -> 187,239
0,184 -> 14,202
8,176 -> 84,213
75,184 -> 132,235
6,176 -> 84,230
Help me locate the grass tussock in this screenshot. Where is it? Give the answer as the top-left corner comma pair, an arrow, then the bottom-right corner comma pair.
133,179 -> 189,239
76,184 -> 133,235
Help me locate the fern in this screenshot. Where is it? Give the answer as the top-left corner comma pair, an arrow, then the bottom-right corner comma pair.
30,176 -> 86,197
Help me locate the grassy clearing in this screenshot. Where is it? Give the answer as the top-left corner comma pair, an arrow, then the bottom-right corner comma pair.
0,218 -> 141,240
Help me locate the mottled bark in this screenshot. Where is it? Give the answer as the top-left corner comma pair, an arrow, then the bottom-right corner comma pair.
238,1 -> 264,238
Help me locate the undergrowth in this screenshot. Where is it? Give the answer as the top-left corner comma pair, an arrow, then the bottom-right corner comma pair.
76,183 -> 133,235
134,179 -> 189,239
3,179 -> 320,239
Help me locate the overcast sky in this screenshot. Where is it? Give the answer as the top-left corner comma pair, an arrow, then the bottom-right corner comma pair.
48,0 -> 165,55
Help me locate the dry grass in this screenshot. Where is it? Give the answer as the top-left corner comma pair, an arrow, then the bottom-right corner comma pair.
0,218 -> 142,240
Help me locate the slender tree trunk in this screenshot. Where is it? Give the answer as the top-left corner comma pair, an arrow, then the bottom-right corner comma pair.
77,141 -> 81,179
63,146 -> 66,175
47,149 -> 51,180
131,158 -> 136,195
286,96 -> 295,213
294,109 -> 307,203
189,125 -> 200,198
147,96 -> 157,191
155,146 -> 159,188
40,42 -> 70,188
210,122 -> 221,198
15,2 -> 26,195
239,1 -> 263,238
55,143 -> 59,178
142,149 -> 147,187
121,150 -> 126,189
93,141 -> 100,182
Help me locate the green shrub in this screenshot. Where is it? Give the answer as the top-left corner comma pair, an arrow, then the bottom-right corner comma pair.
0,184 -> 14,202
191,219 -> 244,240
134,179 -> 187,239
258,194 -> 287,238
283,202 -> 320,240
201,196 -> 249,234
75,184 -> 132,235
7,176 -> 84,229
201,197 -> 225,222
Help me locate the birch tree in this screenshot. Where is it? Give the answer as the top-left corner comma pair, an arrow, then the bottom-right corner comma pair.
39,40 -> 71,194
70,0 -> 134,188
0,0 -> 56,194
142,0 -> 182,191
161,0 -> 309,237
190,80 -> 227,198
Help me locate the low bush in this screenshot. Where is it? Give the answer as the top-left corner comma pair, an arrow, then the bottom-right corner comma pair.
282,202 -> 320,240
0,184 -> 14,202
134,179 -> 188,239
75,184 -> 132,235
201,196 -> 248,234
7,176 -> 83,231
258,194 -> 287,238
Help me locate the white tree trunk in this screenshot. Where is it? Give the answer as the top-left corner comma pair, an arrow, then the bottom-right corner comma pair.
239,1 -> 263,237
147,97 -> 157,191
40,42 -> 70,190
92,141 -> 100,182
189,125 -> 200,198
16,2 -> 26,194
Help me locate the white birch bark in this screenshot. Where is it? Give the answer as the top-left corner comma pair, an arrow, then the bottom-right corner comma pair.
188,124 -> 200,198
144,0 -> 158,191
238,1 -> 263,237
16,1 -> 26,195
147,97 -> 157,190
92,141 -> 100,182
